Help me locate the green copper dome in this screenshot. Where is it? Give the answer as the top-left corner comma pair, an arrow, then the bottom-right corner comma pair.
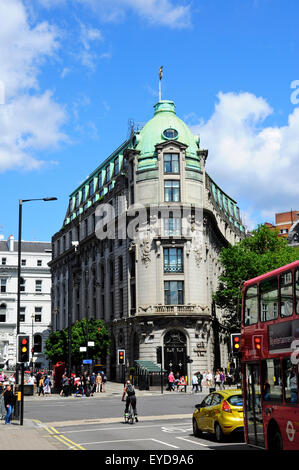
134,100 -> 200,162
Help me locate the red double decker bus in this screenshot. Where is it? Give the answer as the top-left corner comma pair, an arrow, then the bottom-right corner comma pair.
241,260 -> 299,450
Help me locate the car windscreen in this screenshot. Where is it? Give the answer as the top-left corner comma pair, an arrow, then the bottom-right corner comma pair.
227,395 -> 243,407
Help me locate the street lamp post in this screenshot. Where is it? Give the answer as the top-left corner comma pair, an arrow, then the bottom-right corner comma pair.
16,197 -> 57,358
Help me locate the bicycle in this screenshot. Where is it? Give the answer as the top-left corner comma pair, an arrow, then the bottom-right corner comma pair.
124,402 -> 134,425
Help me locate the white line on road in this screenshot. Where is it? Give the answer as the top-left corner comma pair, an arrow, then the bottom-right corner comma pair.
176,436 -> 211,448
77,437 -> 179,449
58,423 -> 183,434
151,439 -> 180,449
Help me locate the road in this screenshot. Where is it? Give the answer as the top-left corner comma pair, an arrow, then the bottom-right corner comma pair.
23,392 -> 250,451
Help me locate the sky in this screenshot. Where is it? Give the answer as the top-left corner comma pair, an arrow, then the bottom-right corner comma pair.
0,0 -> 299,242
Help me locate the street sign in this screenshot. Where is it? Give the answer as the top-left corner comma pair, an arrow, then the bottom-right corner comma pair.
83,359 -> 93,364
80,347 -> 87,352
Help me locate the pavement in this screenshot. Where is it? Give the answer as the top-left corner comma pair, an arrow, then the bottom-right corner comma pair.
0,382 -> 226,450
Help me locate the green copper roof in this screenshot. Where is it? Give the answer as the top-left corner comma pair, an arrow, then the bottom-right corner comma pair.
134,100 -> 200,160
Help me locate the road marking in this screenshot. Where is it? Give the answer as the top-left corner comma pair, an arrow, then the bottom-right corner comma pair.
176,436 -> 210,447
38,414 -> 191,428
161,426 -> 192,433
60,423 -> 185,434
43,426 -> 86,450
77,437 -> 180,449
152,439 -> 180,449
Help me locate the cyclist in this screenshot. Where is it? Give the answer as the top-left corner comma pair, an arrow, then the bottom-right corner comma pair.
122,380 -> 138,422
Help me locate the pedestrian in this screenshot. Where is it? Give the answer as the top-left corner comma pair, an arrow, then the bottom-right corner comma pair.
190,374 -> 199,394
215,370 -> 221,390
101,372 -> 107,392
60,374 -> 69,397
174,372 -> 180,392
0,388 -> 6,420
38,376 -> 45,396
206,370 -> 213,387
167,371 -> 175,391
90,373 -> 96,396
96,373 -> 102,393
220,370 -> 226,390
43,376 -> 51,395
197,371 -> 203,392
35,371 -> 42,394
3,385 -> 15,424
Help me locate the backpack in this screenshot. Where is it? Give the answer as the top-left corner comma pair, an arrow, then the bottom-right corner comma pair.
126,383 -> 135,396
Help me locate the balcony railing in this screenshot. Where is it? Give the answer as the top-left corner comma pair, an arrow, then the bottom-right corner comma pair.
163,264 -> 183,273
138,304 -> 209,315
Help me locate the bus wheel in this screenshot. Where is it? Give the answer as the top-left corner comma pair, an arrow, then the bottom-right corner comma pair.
272,430 -> 283,450
268,428 -> 283,451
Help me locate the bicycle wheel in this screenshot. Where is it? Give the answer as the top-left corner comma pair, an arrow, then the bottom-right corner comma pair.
129,404 -> 134,424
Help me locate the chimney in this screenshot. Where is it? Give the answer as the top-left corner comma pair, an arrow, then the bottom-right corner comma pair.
7,235 -> 14,252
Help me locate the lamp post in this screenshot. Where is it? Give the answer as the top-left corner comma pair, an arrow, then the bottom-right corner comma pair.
16,197 -> 57,354
31,313 -> 34,371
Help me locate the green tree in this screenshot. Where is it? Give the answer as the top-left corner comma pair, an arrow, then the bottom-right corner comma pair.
45,318 -> 110,366
214,224 -> 299,333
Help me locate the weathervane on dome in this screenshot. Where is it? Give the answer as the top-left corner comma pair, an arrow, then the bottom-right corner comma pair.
159,66 -> 163,101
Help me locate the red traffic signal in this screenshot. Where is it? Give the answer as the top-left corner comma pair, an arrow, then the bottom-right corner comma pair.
118,349 -> 125,365
231,333 -> 241,354
254,336 -> 262,352
17,335 -> 30,363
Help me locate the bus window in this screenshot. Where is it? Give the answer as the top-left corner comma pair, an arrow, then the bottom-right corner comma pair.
283,358 -> 298,404
296,269 -> 299,314
280,271 -> 293,317
260,277 -> 278,322
261,359 -> 282,402
244,285 -> 258,325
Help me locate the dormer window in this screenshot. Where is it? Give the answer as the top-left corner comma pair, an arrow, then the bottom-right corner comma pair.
82,186 -> 86,203
162,128 -> 178,140
89,180 -> 94,197
164,153 -> 179,174
106,165 -> 110,182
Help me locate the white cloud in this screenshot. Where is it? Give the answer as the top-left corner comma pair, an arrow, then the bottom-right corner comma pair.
77,0 -> 191,29
192,91 -> 299,227
77,21 -> 103,70
0,0 -> 67,172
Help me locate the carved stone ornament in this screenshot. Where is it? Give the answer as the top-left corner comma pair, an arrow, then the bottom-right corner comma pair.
140,236 -> 151,267
193,245 -> 202,267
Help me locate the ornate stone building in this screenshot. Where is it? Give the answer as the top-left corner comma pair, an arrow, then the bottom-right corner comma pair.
50,100 -> 245,381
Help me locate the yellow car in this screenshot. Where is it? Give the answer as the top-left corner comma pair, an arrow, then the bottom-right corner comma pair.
192,389 -> 244,442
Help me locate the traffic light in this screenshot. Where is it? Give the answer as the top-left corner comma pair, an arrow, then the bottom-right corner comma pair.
17,335 -> 30,363
253,336 -> 262,354
231,333 -> 241,355
118,349 -> 125,365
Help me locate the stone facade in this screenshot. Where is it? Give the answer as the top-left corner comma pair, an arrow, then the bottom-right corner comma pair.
50,100 -> 245,382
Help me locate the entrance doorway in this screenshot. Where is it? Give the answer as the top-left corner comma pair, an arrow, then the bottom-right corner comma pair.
163,330 -> 187,377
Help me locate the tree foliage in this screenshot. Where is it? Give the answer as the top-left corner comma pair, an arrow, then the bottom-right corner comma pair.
45,318 -> 110,365
214,225 -> 299,333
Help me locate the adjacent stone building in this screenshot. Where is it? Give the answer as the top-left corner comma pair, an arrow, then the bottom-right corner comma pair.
50,100 -> 245,381
0,235 -> 52,369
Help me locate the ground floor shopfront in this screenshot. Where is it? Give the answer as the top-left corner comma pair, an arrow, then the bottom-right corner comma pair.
107,315 -> 229,384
